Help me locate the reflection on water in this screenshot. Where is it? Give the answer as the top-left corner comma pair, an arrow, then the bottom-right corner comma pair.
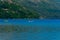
0,25 -> 60,32
0,25 -> 60,40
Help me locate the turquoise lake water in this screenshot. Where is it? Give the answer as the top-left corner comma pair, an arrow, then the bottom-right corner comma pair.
0,19 -> 60,27
0,19 -> 60,40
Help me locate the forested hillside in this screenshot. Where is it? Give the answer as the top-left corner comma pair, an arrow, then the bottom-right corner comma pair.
0,0 -> 60,19
0,0 -> 40,19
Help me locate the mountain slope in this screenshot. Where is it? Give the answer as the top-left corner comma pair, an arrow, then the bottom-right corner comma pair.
0,1 -> 40,19
1,0 -> 60,19
13,0 -> 60,19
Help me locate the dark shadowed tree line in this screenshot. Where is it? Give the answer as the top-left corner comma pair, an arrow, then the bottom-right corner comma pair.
0,1 -> 40,19
0,0 -> 60,19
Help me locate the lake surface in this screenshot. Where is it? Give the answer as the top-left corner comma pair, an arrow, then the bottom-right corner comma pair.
0,19 -> 60,27
0,19 -> 60,40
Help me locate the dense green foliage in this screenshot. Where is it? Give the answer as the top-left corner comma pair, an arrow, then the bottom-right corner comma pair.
0,1 -> 40,19
1,0 -> 60,19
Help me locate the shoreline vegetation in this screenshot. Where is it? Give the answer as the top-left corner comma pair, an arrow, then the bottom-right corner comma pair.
0,0 -> 60,19
0,1 -> 40,19
0,25 -> 60,33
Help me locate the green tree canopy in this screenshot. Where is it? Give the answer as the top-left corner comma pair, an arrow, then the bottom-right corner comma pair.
0,1 -> 40,19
